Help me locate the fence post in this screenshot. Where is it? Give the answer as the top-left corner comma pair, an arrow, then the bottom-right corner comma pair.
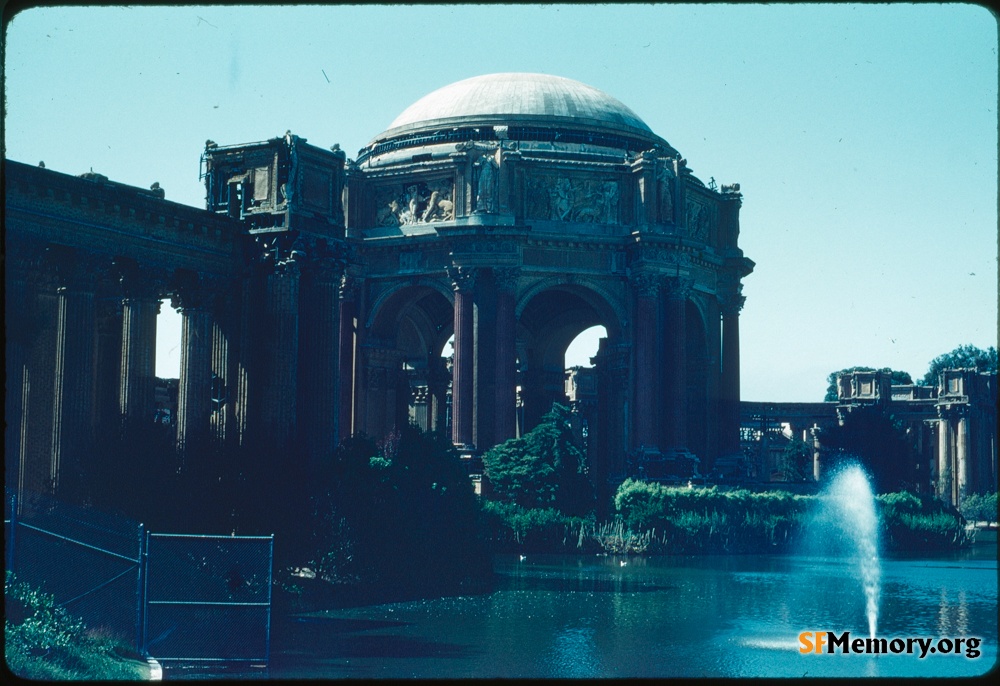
265,534 -> 274,663
136,525 -> 146,655
6,490 -> 16,573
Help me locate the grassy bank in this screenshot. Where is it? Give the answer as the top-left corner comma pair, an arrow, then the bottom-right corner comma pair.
482,482 -> 971,555
4,573 -> 149,680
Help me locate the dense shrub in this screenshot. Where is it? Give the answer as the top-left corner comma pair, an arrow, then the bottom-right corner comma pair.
960,493 -> 998,524
482,404 -> 595,516
876,491 -> 970,550
305,426 -> 493,599
4,573 -> 147,680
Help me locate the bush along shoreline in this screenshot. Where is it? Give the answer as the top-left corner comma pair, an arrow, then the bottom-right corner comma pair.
482,481 -> 975,556
4,572 -> 149,681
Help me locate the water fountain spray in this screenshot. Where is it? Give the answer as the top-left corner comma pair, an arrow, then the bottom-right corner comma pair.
822,463 -> 881,638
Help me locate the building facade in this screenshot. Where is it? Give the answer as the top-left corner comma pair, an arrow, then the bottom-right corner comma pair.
6,73 -> 754,505
739,369 -> 997,507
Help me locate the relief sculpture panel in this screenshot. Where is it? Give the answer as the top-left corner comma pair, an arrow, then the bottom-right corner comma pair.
374,179 -> 455,227
685,198 -> 715,241
525,173 -> 619,224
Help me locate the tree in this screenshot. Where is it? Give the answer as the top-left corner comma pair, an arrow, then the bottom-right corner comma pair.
920,344 -> 997,386
482,404 -> 596,516
824,367 -> 913,401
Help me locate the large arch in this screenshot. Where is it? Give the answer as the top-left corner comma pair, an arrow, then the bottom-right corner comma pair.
515,282 -> 621,435
358,282 -> 454,439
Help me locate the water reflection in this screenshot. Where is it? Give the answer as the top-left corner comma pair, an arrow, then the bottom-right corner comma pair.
272,550 -> 997,679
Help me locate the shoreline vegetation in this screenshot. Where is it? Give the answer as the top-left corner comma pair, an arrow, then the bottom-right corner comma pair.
481,482 -> 980,556
4,573 -> 149,681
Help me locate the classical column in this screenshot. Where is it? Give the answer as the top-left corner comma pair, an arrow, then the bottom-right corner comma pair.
174,286 -> 213,456
811,425 -> 823,481
261,253 -> 301,445
298,256 -> 341,461
956,411 -> 969,505
493,267 -> 519,444
50,270 -> 97,492
5,256 -> 33,494
719,290 -> 745,458
662,277 -> 691,451
119,279 -> 160,426
631,273 -> 660,452
448,266 -> 476,449
337,275 -> 359,443
209,298 -> 232,443
937,412 -> 952,504
593,339 -> 630,518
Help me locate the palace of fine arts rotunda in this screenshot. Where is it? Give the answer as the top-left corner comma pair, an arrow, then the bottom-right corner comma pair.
6,73 -> 754,507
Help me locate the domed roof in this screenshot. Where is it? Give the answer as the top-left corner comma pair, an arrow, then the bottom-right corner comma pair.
371,73 -> 662,145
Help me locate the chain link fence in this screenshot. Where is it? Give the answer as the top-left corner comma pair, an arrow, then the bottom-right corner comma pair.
5,489 -> 274,672
143,533 -> 273,667
4,489 -> 145,646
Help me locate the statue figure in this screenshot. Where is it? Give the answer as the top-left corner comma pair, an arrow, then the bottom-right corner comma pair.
474,151 -> 498,213
405,185 -> 423,224
422,189 -> 455,222
659,169 -> 674,223
551,177 -> 573,220
601,181 -> 619,224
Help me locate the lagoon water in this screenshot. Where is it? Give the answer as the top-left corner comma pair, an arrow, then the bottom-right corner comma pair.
273,547 -> 996,678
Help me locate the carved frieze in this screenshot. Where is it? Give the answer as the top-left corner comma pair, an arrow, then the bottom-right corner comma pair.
685,198 -> 715,241
374,178 -> 455,227
525,172 -> 620,224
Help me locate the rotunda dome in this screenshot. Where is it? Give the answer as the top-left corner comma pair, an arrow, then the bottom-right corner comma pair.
362,73 -> 671,159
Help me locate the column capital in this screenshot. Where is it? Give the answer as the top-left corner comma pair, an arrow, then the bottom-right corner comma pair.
339,273 -> 362,301
447,265 -> 478,292
662,276 -> 694,300
718,290 -> 746,314
493,267 -> 520,293
629,272 -> 660,298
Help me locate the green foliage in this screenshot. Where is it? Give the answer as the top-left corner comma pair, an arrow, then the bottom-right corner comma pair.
482,404 -> 595,516
4,573 -> 147,680
824,367 -> 912,401
612,480 -> 811,554
309,426 -> 492,597
876,492 -> 970,550
960,492 -> 998,524
480,500 -> 593,552
819,406 -> 920,493
778,439 -> 813,482
920,344 -> 998,386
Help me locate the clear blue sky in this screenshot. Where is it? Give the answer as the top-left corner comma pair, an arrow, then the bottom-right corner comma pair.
4,4 -> 997,401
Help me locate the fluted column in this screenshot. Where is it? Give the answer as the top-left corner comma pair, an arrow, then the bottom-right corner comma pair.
175,286 -> 213,456
593,339 -> 630,517
299,256 -> 341,461
937,412 -> 952,504
719,290 -> 745,457
337,275 -> 359,443
50,274 -> 97,491
631,273 -> 659,451
5,257 -> 33,494
261,255 -> 301,445
494,267 -> 519,444
119,282 -> 160,426
956,412 -> 969,505
663,277 -> 691,451
449,266 -> 476,449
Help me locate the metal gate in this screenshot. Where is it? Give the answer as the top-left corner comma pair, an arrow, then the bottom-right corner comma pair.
141,533 -> 274,668
4,489 -> 145,647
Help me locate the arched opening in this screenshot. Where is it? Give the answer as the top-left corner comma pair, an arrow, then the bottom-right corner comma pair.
516,287 -> 619,438
363,284 -> 454,439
